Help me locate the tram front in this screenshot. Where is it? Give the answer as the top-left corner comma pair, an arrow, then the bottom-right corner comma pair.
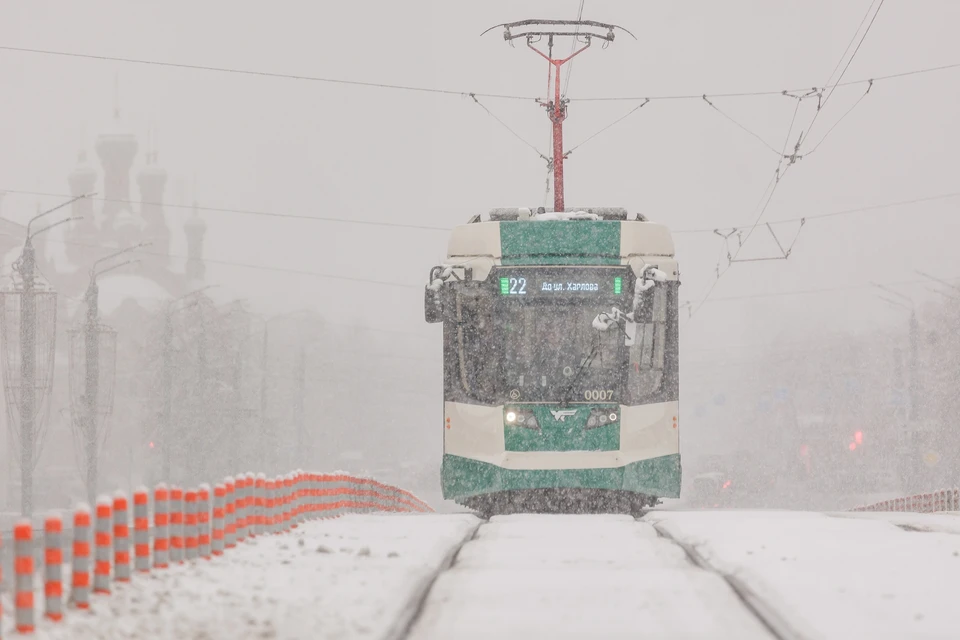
426,215 -> 680,513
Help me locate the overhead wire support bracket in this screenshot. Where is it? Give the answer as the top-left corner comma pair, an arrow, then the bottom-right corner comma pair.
717,219 -> 807,266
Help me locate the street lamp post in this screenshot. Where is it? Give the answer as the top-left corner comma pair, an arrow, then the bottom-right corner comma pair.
4,195 -> 87,515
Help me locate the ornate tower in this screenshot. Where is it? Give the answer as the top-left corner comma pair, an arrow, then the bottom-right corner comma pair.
66,151 -> 99,267
95,85 -> 138,235
137,149 -> 169,266
184,201 -> 207,281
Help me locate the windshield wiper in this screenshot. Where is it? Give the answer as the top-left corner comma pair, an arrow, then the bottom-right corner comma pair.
559,340 -> 602,407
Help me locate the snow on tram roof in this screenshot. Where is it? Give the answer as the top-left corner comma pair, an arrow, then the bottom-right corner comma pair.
447,207 -> 675,259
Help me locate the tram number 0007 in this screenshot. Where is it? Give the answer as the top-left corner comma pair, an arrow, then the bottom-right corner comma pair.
584,390 -> 615,401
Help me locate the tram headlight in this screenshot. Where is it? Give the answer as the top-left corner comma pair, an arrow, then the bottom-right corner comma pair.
585,407 -> 620,430
504,408 -> 538,430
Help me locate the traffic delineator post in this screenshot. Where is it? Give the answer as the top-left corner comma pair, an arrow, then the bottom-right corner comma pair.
254,473 -> 266,536
94,497 -> 113,595
212,483 -> 226,556
170,486 -> 184,563
198,484 -> 212,559
44,516 -> 64,622
185,489 -> 199,561
114,492 -> 131,582
224,476 -> 236,549
153,484 -> 169,569
234,474 -> 247,544
72,505 -> 92,609
133,487 -> 150,572
14,521 -> 35,633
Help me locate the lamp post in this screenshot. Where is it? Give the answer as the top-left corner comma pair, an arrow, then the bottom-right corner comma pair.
2,195 -> 87,515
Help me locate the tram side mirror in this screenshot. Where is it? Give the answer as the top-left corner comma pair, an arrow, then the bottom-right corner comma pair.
631,266 -> 667,315
424,285 -> 443,323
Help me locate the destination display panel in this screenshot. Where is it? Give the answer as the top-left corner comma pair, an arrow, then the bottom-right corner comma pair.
495,268 -> 628,298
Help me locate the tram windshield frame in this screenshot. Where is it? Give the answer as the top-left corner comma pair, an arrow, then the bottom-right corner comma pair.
445,265 -> 682,406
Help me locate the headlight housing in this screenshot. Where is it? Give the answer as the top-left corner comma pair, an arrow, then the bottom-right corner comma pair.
585,408 -> 618,430
504,407 -> 539,430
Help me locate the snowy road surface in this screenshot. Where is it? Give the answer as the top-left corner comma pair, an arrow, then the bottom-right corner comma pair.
5,509 -> 960,639
405,514 -> 772,639
650,509 -> 960,639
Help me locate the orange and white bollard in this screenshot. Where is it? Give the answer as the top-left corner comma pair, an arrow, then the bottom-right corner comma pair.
244,472 -> 256,537
14,521 -> 35,633
254,473 -> 265,535
212,483 -> 226,556
185,489 -> 199,561
72,505 -> 92,608
198,484 -> 212,559
94,497 -> 112,595
235,475 -> 247,543
281,474 -> 292,532
293,471 -> 302,528
224,476 -> 236,549
154,484 -> 169,569
170,486 -> 184,563
134,487 -> 150,572
264,478 -> 276,535
114,492 -> 131,582
44,515 -> 64,621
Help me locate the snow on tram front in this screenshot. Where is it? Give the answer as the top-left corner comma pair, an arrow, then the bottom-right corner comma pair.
424,207 -> 681,515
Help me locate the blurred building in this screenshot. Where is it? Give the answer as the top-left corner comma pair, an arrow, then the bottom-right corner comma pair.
2,103 -> 210,509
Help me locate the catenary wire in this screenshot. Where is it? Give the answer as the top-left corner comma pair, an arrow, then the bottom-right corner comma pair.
0,231 -> 423,290
561,0 -> 587,98
0,45 -> 536,101
469,94 -> 550,161
564,99 -> 650,156
3,44 -> 957,105
569,62 -> 960,102
673,190 -> 960,234
802,0 -> 887,148
0,189 -> 454,232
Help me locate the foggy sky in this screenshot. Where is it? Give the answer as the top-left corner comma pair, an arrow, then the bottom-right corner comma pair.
2,0 -> 959,393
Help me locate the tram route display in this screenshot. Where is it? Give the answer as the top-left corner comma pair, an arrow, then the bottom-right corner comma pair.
498,270 -> 626,297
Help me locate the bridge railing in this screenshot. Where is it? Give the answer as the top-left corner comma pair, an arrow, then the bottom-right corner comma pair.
849,488 -> 960,513
0,469 -> 432,635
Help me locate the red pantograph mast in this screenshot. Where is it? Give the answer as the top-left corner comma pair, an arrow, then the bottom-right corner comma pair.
484,19 -> 633,213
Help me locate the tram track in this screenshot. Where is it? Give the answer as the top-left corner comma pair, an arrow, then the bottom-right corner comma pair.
399,513 -> 777,639
387,518 -> 483,640
651,520 -> 809,640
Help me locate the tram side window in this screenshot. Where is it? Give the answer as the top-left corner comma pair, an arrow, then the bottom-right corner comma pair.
627,285 -> 669,404
447,289 -> 498,403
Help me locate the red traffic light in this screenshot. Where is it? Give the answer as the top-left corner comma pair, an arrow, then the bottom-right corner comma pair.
854,431 -> 863,445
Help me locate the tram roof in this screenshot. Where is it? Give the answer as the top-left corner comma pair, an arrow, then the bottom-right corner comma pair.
447,208 -> 675,260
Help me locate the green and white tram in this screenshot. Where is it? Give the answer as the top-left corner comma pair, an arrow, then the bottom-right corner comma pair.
425,207 -> 680,513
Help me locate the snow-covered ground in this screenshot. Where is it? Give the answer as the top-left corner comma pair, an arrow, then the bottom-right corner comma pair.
406,514 -> 772,639
648,509 -> 960,639
1,514 -> 479,640
6,509 -> 960,639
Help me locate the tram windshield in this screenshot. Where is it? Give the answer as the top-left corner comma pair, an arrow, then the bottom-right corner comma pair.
445,267 -> 677,405
500,304 -> 623,403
